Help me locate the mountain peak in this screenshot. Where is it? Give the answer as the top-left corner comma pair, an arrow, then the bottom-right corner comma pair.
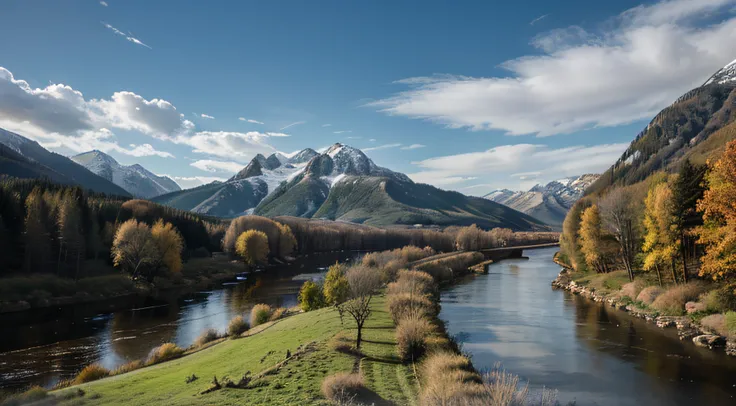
704,57 -> 736,86
230,157 -> 263,181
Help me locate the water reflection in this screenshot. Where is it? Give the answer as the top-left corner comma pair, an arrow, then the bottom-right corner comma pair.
439,247 -> 736,406
0,251 -> 357,390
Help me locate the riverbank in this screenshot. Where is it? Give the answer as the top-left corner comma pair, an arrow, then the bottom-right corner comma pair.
552,268 -> 736,356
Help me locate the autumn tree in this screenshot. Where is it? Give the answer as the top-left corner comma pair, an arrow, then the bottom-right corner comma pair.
298,280 -> 325,311
673,160 -> 706,281
323,263 -> 350,324
696,141 -> 736,280
278,223 -> 297,258
112,219 -> 158,279
600,188 -> 641,281
560,199 -> 591,271
151,219 -> 185,274
235,230 -> 270,266
343,265 -> 381,349
579,205 -> 612,273
642,182 -> 679,285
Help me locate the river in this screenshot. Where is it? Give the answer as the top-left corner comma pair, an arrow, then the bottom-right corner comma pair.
439,246 -> 736,406
0,251 -> 358,391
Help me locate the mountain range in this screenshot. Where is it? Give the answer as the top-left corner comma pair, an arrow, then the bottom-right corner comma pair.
153,143 -> 547,230
484,174 -> 599,228
0,128 -> 130,196
71,150 -> 180,198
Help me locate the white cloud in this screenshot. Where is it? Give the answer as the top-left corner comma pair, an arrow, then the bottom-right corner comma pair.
364,143 -> 402,151
530,14 -> 548,25
408,143 -> 628,192
176,131 -> 287,160
401,144 -> 426,150
125,143 -> 175,158
371,0 -> 736,137
239,117 -> 264,124
280,121 -> 305,130
333,130 -> 352,134
190,159 -> 243,173
102,22 -> 152,49
168,176 -> 227,189
200,113 -> 215,119
322,124 -> 332,127
369,138 -> 376,142
99,1 -> 108,6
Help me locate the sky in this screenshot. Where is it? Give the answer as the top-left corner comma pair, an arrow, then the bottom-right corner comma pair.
0,0 -> 735,192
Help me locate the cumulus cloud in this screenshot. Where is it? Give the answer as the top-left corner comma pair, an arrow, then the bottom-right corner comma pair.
102,22 -> 152,49
401,144 -> 426,150
280,121 -> 305,130
200,113 -> 215,119
371,0 -> 736,137
190,159 -> 243,173
239,117 -> 264,124
408,143 -> 628,192
364,143 -> 402,151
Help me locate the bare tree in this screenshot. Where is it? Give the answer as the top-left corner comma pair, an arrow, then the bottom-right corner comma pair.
112,219 -> 158,279
344,265 -> 382,349
599,188 -> 640,281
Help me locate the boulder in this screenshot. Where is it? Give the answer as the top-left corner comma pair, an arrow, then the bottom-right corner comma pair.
693,335 -> 727,349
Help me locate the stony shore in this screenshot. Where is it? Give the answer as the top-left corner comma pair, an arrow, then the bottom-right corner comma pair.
551,268 -> 736,357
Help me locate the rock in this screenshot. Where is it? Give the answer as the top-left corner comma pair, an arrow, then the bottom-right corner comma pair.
685,301 -> 705,314
693,335 -> 727,349
727,341 -> 736,357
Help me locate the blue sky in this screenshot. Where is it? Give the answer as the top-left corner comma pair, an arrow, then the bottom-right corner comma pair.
1,0 -> 735,192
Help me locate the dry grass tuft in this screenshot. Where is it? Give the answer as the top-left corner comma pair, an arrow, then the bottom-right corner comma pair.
73,364 -> 110,384
636,286 -> 665,305
147,343 -> 185,365
250,304 -> 273,327
652,282 -> 708,315
620,280 -> 647,300
321,372 -> 365,404
388,269 -> 436,297
112,360 -> 144,375
701,314 -> 727,336
227,315 -> 249,337
194,328 -> 221,347
396,314 -> 433,362
270,307 -> 288,321
388,293 -> 436,324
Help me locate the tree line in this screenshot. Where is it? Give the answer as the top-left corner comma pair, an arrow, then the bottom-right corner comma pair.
560,140 -> 736,283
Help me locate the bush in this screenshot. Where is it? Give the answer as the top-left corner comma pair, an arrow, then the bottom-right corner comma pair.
298,281 -> 325,312
652,282 -> 708,315
703,286 -> 736,312
636,286 -> 665,305
620,281 -> 646,301
0,386 -> 48,406
419,352 -> 481,405
323,263 -> 350,307
250,304 -> 273,327
147,343 -> 185,365
388,270 -> 436,297
228,315 -> 249,337
701,314 -> 727,336
726,311 -> 736,337
73,364 -> 110,384
388,293 -> 436,324
587,271 -> 630,293
396,315 -> 433,362
270,307 -> 288,321
195,328 -> 221,347
415,252 -> 484,283
112,360 -> 144,375
321,372 -> 365,404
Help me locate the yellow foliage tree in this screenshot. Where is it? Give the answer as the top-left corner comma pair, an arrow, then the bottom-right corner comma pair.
579,205 -> 609,273
642,182 -> 680,285
278,223 -> 297,258
151,219 -> 185,274
696,140 -> 736,280
235,230 -> 270,266
112,219 -> 157,279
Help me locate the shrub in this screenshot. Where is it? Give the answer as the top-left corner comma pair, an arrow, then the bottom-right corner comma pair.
73,364 -> 110,384
381,259 -> 404,283
195,328 -> 221,347
587,271 -> 630,293
112,360 -> 144,375
636,286 -> 665,305
652,282 -> 708,315
703,286 -> 736,312
388,293 -> 436,324
388,270 -> 436,297
726,311 -> 736,337
250,304 -> 273,327
147,343 -> 185,365
620,281 -> 646,301
0,386 -> 48,406
270,307 -> 288,321
419,352 -> 482,405
227,315 -> 249,337
321,372 -> 364,404
396,315 -> 433,362
701,314 -> 727,336
298,280 -> 325,312
415,252 -> 484,283
323,263 -> 350,307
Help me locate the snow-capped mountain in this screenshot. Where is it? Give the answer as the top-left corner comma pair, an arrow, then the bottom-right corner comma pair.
484,174 -> 599,228
71,150 -> 180,198
704,58 -> 736,86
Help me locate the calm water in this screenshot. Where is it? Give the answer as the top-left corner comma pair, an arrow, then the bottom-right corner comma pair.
0,252 -> 357,391
439,247 -> 736,406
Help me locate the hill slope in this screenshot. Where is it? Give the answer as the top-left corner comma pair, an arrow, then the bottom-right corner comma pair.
0,128 -> 131,196
72,150 -> 180,198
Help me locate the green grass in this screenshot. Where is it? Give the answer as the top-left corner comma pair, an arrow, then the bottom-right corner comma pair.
53,295 -> 417,406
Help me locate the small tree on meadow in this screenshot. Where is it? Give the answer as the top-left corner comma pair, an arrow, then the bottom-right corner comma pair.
298,280 -> 325,311
112,219 -> 158,279
343,265 -> 381,349
323,263 -> 350,323
151,219 -> 185,274
235,230 -> 270,266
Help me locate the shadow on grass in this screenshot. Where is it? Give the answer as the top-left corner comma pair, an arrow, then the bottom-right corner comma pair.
361,339 -> 394,346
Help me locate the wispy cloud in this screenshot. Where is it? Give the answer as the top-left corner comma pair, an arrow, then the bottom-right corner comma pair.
333,130 -> 352,134
364,143 -> 402,151
529,14 -> 548,25
200,113 -> 215,119
99,1 -> 108,6
280,121 -> 305,130
346,136 -> 362,140
239,117 -> 264,124
101,22 -> 152,49
190,159 -> 243,173
401,144 -> 426,150
371,0 -> 736,137
322,124 -> 332,127
369,138 -> 376,142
